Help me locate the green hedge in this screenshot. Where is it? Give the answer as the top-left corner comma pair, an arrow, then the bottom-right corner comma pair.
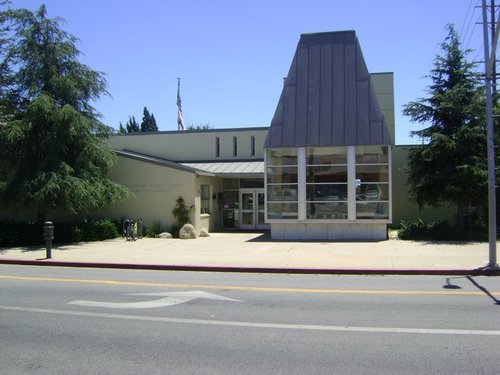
397,219 -> 487,241
0,219 -> 120,247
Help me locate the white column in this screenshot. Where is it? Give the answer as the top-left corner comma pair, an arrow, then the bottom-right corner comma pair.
347,146 -> 356,221
264,150 -> 268,223
297,147 -> 306,221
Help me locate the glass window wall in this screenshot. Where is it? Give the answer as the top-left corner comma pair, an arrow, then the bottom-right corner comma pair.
355,145 -> 389,219
306,147 -> 347,219
267,148 -> 298,166
265,145 -> 390,221
266,149 -> 298,219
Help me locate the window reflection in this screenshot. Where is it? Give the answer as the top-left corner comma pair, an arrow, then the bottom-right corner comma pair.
267,149 -> 297,166
307,184 -> 347,201
307,203 -> 348,219
267,167 -> 298,184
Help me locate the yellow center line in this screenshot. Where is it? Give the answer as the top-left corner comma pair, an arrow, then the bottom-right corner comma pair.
2,274 -> 498,296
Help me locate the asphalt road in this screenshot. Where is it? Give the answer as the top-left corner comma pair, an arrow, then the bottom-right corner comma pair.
1,265 -> 499,374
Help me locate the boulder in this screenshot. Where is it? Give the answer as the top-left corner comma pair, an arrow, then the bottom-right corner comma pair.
179,224 -> 197,239
199,228 -> 210,237
156,232 -> 172,239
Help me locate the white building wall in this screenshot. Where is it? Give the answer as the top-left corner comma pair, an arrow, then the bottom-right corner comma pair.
107,128 -> 268,162
270,222 -> 388,241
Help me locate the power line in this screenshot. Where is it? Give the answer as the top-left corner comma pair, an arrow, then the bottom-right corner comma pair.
460,0 -> 477,40
465,13 -> 482,50
462,0 -> 481,46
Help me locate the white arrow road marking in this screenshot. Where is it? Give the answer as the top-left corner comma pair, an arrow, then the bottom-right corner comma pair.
68,291 -> 241,309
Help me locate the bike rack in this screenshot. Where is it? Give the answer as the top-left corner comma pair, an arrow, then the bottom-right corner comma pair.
122,218 -> 143,241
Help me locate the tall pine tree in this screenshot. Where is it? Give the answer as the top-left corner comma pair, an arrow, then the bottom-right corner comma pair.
403,24 -> 487,229
140,106 -> 158,132
125,115 -> 139,132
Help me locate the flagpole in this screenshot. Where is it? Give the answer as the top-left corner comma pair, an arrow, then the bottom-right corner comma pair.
177,77 -> 185,131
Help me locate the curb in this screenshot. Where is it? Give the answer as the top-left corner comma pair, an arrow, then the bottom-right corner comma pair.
1,259 -> 499,276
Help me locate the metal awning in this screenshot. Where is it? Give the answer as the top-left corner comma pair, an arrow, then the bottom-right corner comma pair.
181,161 -> 264,177
116,149 -> 264,178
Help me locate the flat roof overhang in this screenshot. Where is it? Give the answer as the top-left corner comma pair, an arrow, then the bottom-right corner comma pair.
181,161 -> 264,178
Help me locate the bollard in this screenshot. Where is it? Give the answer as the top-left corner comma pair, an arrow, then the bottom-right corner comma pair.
43,221 -> 54,259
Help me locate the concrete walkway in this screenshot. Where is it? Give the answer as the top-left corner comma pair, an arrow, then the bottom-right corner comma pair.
1,232 -> 498,275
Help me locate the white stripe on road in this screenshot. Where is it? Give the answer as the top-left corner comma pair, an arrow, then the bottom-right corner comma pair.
2,305 -> 500,336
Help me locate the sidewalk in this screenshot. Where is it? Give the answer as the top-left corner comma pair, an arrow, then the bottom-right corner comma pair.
0,232 -> 498,275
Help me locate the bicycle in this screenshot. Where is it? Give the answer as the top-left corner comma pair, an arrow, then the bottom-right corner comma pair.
122,218 -> 144,241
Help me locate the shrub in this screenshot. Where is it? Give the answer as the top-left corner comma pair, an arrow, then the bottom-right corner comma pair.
398,219 -> 452,240
0,221 -> 42,246
145,221 -> 164,238
0,218 -> 120,246
172,196 -> 191,226
170,196 -> 192,239
82,219 -> 119,241
397,219 -> 486,241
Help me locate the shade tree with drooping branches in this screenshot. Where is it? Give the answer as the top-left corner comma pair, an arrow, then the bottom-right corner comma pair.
0,4 -> 131,223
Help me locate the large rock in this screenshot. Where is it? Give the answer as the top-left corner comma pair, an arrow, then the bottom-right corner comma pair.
156,232 -> 172,239
199,228 -> 210,237
179,224 -> 197,239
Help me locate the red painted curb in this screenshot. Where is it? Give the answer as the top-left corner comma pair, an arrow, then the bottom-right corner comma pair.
0,259 -> 499,276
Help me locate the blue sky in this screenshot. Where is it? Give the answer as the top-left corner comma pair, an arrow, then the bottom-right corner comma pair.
10,0 -> 486,144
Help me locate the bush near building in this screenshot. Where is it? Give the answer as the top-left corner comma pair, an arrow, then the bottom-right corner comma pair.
0,219 -> 120,247
397,219 -> 487,241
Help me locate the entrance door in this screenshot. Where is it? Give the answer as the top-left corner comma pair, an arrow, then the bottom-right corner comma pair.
239,189 -> 268,230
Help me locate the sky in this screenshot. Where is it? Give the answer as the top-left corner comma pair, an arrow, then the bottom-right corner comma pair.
9,0 -> 488,145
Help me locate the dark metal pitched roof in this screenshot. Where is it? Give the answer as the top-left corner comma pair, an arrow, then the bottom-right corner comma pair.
264,31 -> 392,149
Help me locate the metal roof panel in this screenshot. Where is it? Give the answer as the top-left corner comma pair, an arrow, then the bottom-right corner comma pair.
264,31 -> 393,149
181,161 -> 264,176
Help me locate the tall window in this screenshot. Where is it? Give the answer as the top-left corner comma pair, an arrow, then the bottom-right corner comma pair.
265,145 -> 391,222
251,136 -> 256,156
222,179 -> 239,228
355,146 -> 389,219
306,147 -> 348,219
200,185 -> 210,214
233,136 -> 238,157
266,148 -> 298,219
215,137 -> 220,157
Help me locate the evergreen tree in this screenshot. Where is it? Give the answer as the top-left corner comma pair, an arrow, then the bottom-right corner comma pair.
186,123 -> 212,131
118,121 -> 126,134
125,115 -> 139,132
151,113 -> 157,129
140,106 -> 158,132
403,24 -> 487,229
0,5 -> 130,222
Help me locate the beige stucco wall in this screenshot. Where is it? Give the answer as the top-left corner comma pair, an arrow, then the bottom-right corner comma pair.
193,175 -> 222,232
371,73 -> 395,144
101,155 -> 197,231
107,128 -> 268,162
392,146 -> 455,225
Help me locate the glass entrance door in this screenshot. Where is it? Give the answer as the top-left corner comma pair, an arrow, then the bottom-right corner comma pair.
239,189 -> 268,230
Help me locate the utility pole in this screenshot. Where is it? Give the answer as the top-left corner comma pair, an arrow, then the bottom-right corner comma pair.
492,0 -> 497,95
481,0 -> 499,269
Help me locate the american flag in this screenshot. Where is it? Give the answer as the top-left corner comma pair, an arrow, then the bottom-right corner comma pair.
177,78 -> 185,131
